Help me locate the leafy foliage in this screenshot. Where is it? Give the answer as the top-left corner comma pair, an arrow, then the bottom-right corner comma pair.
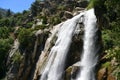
18,28 -> 35,51
6,9 -> 12,17
30,1 -> 42,16
0,26 -> 14,78
0,38 -> 14,78
87,0 -> 96,9
92,0 -> 120,79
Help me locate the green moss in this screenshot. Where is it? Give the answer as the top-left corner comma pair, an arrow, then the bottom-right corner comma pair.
87,0 -> 95,9
87,0 -> 104,10
102,62 -> 111,68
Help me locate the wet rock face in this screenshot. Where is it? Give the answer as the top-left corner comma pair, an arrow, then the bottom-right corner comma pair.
65,36 -> 83,69
64,26 -> 83,80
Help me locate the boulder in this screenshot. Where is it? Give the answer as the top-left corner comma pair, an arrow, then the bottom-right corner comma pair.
65,62 -> 80,80
6,29 -> 49,80
64,11 -> 73,19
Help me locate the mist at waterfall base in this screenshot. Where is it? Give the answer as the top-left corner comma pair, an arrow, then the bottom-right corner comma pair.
39,8 -> 100,80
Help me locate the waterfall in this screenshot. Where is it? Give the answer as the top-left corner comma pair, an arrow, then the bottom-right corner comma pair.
39,8 -> 101,80
40,13 -> 84,80
77,8 -> 100,80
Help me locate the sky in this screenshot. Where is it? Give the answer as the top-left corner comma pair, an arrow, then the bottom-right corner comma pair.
0,0 -> 35,13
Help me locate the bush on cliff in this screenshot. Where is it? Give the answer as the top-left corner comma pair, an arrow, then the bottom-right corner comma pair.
92,0 -> 120,79
18,28 -> 35,51
0,38 -> 14,78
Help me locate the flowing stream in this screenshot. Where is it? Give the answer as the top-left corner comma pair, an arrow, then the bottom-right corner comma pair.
77,8 -> 100,80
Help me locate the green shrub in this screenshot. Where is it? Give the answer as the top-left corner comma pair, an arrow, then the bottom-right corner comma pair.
18,28 -> 35,50
53,17 -> 61,25
34,24 -> 48,30
0,27 -> 10,39
102,30 -> 113,49
42,16 -> 47,24
0,38 -> 14,78
49,16 -> 61,25
115,71 -> 120,80
26,22 -> 33,28
0,18 -> 10,27
102,62 -> 111,68
87,0 -> 105,10
94,0 -> 120,79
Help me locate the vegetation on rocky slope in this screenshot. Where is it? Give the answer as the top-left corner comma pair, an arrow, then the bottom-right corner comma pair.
0,27 -> 14,78
93,0 -> 120,79
0,0 -> 81,79
0,0 -> 120,79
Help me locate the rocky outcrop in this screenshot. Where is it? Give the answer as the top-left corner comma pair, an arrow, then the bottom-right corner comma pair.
6,39 -> 20,80
33,23 -> 63,80
6,29 -> 49,80
64,11 -> 73,19
98,67 -> 116,80
65,62 -> 80,80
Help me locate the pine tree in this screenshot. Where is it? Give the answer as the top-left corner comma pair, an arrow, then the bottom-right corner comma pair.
6,9 -> 12,17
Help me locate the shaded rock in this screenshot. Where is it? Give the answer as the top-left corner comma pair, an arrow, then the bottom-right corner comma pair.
65,21 -> 84,69
64,11 -> 73,19
75,7 -> 85,11
65,62 -> 80,80
35,30 -> 43,36
98,68 -> 108,80
7,63 -> 20,80
76,0 -> 88,8
73,7 -> 85,16
6,28 -> 49,80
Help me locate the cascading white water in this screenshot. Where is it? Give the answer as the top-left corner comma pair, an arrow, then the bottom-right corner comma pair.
77,8 -> 99,80
40,13 -> 84,80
